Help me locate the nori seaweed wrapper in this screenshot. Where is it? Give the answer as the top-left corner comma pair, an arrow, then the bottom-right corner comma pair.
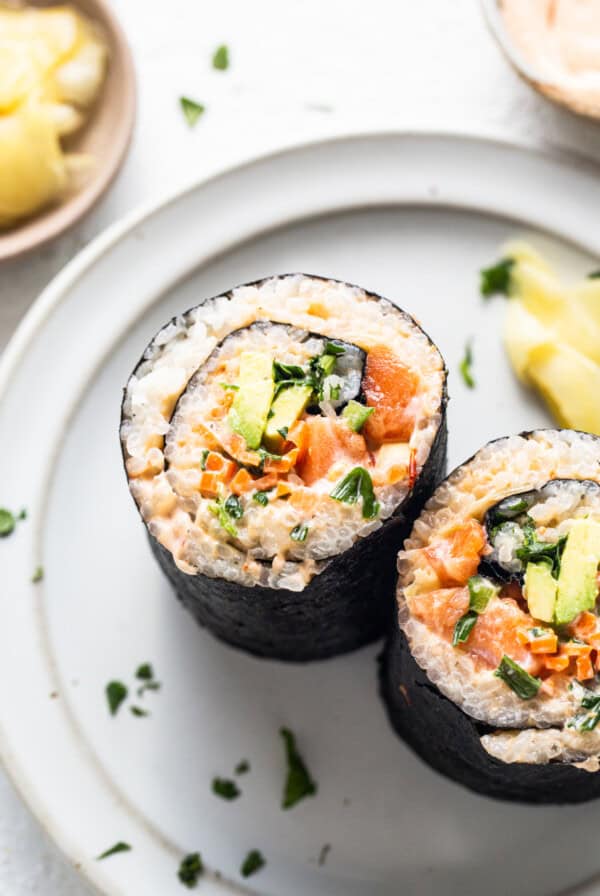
121,274 -> 448,662
379,627 -> 600,804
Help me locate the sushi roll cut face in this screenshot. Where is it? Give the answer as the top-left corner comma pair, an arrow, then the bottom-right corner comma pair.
391,430 -> 600,799
120,275 -> 447,659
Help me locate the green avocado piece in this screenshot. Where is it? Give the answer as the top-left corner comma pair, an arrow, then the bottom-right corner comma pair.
555,518 -> 600,626
263,384 -> 312,452
524,561 -> 557,623
228,352 -> 275,449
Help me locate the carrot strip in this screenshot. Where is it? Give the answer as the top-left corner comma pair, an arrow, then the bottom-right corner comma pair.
230,468 -> 255,495
577,654 -> 594,681
198,471 -> 219,497
544,654 -> 570,672
562,641 -> 592,658
571,611 -> 598,639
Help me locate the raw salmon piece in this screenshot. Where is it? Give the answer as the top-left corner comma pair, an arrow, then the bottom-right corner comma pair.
423,519 -> 486,587
297,416 -> 368,486
363,345 -> 419,445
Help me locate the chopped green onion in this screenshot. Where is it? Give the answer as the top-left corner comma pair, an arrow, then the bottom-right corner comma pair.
516,523 -> 566,577
240,849 -> 265,878
200,449 -> 209,471
452,610 -> 478,646
325,341 -> 345,356
273,361 -> 306,382
342,400 -> 374,433
212,44 -> 229,70
180,96 -> 205,127
468,574 -> 499,614
212,777 -> 240,800
219,383 -> 239,391
290,524 -> 308,542
317,354 -> 336,376
330,467 -> 379,519
97,842 -> 132,861
280,727 -> 317,809
459,341 -> 475,389
31,565 -> 43,584
492,494 -> 533,520
480,257 -> 514,297
178,852 -> 204,887
106,681 -> 128,716
253,490 -> 270,506
494,655 -> 541,700
209,500 -> 238,537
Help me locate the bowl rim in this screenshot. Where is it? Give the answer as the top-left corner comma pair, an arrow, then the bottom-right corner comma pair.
0,0 -> 137,264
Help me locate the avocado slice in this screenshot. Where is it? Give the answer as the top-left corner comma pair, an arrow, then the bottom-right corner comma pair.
554,518 -> 600,625
263,384 -> 312,452
524,561 -> 557,623
228,352 -> 275,449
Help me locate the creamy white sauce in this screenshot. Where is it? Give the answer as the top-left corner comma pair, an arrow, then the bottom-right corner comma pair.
501,0 -> 600,109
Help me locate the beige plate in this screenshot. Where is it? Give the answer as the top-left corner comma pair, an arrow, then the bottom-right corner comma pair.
481,0 -> 600,122
0,0 -> 136,263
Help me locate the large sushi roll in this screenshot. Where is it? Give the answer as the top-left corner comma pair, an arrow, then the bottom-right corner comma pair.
120,274 -> 447,661
380,429 -> 600,803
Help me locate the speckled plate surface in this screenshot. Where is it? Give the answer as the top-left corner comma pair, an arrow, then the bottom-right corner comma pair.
2,132 -> 600,896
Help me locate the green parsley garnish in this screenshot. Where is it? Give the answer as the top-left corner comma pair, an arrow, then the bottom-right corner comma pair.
280,727 -> 317,809
97,842 -> 131,860
494,655 -> 541,700
212,777 -> 240,800
136,663 -> 154,681
177,852 -> 204,887
130,705 -> 149,717
480,257 -> 514,297
459,341 -> 475,389
290,524 -> 308,542
180,96 -> 205,127
0,508 -> 16,537
588,270 -> 600,279
318,843 -> 331,866
253,490 -> 271,506
330,467 -> 379,519
31,565 -> 43,584
235,759 -> 250,775
106,681 -> 128,716
516,523 -> 566,577
212,44 -> 229,71
240,849 -> 265,878
324,341 -> 345,356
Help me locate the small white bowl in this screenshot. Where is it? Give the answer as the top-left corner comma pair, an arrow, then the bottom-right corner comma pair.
481,0 -> 600,121
0,0 -> 136,263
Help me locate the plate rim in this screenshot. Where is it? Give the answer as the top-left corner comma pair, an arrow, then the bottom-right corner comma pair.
3,128 -> 600,896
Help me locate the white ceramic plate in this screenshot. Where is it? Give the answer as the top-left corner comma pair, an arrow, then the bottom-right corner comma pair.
3,132 -> 600,896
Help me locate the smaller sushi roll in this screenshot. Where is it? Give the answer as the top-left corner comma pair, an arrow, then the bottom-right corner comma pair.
120,274 -> 447,661
381,430 -> 600,803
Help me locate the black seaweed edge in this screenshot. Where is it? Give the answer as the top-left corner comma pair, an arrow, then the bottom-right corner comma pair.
119,273 -> 449,662
380,428 -> 600,803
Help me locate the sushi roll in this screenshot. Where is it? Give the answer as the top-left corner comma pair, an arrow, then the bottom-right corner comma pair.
120,274 -> 447,661
380,429 -> 600,803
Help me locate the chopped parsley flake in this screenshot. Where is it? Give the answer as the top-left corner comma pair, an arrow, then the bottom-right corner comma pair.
212,777 -> 240,800
0,508 -> 16,537
240,849 -> 265,878
235,759 -> 250,775
106,681 -> 128,716
178,852 -> 204,887
280,727 -> 317,809
480,257 -> 514,297
212,44 -> 229,71
459,341 -> 475,389
96,842 -> 131,860
209,499 -> 238,537
588,270 -> 600,279
180,96 -> 205,127
224,494 -> 243,520
253,490 -> 270,506
330,467 -> 379,519
130,706 -> 149,717
136,663 -> 154,681
31,565 -> 43,583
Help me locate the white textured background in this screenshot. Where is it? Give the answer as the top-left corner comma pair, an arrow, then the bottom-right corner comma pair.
3,0 -> 600,892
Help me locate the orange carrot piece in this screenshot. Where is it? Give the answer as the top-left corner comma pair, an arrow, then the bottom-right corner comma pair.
572,611 -> 598,639
588,632 -> 600,650
563,641 -> 593,658
251,474 -> 278,492
577,654 -> 594,681
264,448 -> 299,474
544,654 -> 570,672
198,471 -> 219,497
529,633 -> 558,654
275,482 -> 292,499
287,420 -> 309,463
230,468 -> 255,494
